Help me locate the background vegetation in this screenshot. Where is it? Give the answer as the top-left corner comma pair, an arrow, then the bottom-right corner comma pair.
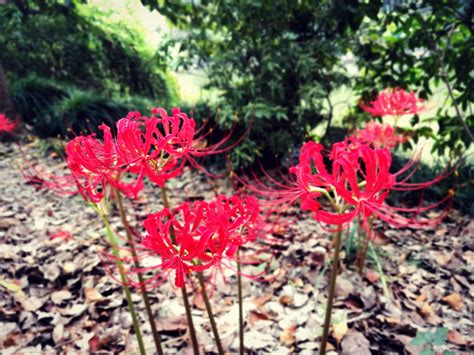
141,0 -> 472,162
0,0 -> 176,136
0,0 -> 472,211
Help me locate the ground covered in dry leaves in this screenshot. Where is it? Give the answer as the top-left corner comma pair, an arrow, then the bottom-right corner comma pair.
0,140 -> 472,354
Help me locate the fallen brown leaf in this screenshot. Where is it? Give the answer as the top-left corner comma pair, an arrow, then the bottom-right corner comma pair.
0,218 -> 20,229
364,269 -> 379,284
442,293 -> 464,311
279,324 -> 296,347
272,224 -> 286,236
462,250 -> 474,266
192,292 -> 206,310
419,303 -> 435,318
431,250 -> 451,266
155,316 -> 188,333
384,317 -> 401,325
51,290 -> 72,305
447,330 -> 469,346
341,329 -> 370,355
434,225 -> 448,236
415,293 -> 427,303
84,288 -> 103,303
279,295 -> 293,306
251,293 -> 273,307
22,297 -> 44,312
248,310 -> 271,326
332,320 -> 348,343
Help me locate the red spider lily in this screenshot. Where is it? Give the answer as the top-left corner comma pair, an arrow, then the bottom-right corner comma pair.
239,139 -> 452,237
360,88 -> 426,117
141,203 -> 211,288
17,142 -> 82,197
21,158 -> 81,197
26,107 -> 242,201
354,121 -> 406,149
0,113 -> 16,134
108,195 -> 264,290
290,141 -> 395,234
115,111 -> 185,187
66,124 -> 144,203
116,107 -> 245,184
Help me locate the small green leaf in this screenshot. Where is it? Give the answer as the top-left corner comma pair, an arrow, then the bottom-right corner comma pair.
432,327 -> 448,346
420,350 -> 435,355
410,331 -> 430,346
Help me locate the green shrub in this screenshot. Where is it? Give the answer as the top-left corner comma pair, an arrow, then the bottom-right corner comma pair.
10,75 -> 68,130
1,2 -> 176,103
10,75 -> 157,138
46,90 -> 130,137
389,153 -> 474,216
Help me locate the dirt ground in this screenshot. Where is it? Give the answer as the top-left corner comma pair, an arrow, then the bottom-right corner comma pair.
0,140 -> 472,354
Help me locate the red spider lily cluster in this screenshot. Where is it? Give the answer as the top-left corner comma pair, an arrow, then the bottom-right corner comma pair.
57,107 -> 239,202
354,121 -> 406,149
360,87 -> 426,117
54,107 -> 273,290
138,194 -> 262,288
0,113 -> 16,134
17,94 -> 456,353
240,136 -> 452,238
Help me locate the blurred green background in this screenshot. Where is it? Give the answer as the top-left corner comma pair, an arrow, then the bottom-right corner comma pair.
0,0 -> 472,211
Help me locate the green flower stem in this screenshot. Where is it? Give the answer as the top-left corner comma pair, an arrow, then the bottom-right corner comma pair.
319,229 -> 342,355
115,190 -> 164,355
357,218 -> 373,275
368,244 -> 391,300
237,249 -> 244,355
357,233 -> 370,275
96,205 -> 146,355
196,272 -> 224,355
160,185 -> 200,355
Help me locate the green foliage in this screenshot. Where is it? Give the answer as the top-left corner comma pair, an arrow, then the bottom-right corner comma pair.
410,327 -> 454,355
1,0 -> 178,137
10,75 -> 68,129
354,0 -> 473,155
142,0 -> 382,165
0,0 -> 176,102
10,75 -> 154,138
47,89 -> 129,137
389,153 -> 474,216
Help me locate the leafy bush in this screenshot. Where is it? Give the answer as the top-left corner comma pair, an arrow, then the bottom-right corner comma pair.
142,0 -> 382,165
389,153 -> 474,216
10,75 -> 156,138
142,0 -> 472,163
354,0 -> 473,155
45,90 -> 130,137
10,75 -> 68,131
0,1 -> 176,102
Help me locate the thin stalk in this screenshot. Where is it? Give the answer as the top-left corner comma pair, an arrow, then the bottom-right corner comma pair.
181,282 -> 200,355
197,272 -> 224,355
115,190 -> 164,355
357,234 -> 370,275
368,244 -> 391,300
160,185 -> 200,355
319,229 -> 342,355
96,205 -> 146,355
356,218 -> 373,275
237,249 -> 244,355
345,222 -> 357,262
